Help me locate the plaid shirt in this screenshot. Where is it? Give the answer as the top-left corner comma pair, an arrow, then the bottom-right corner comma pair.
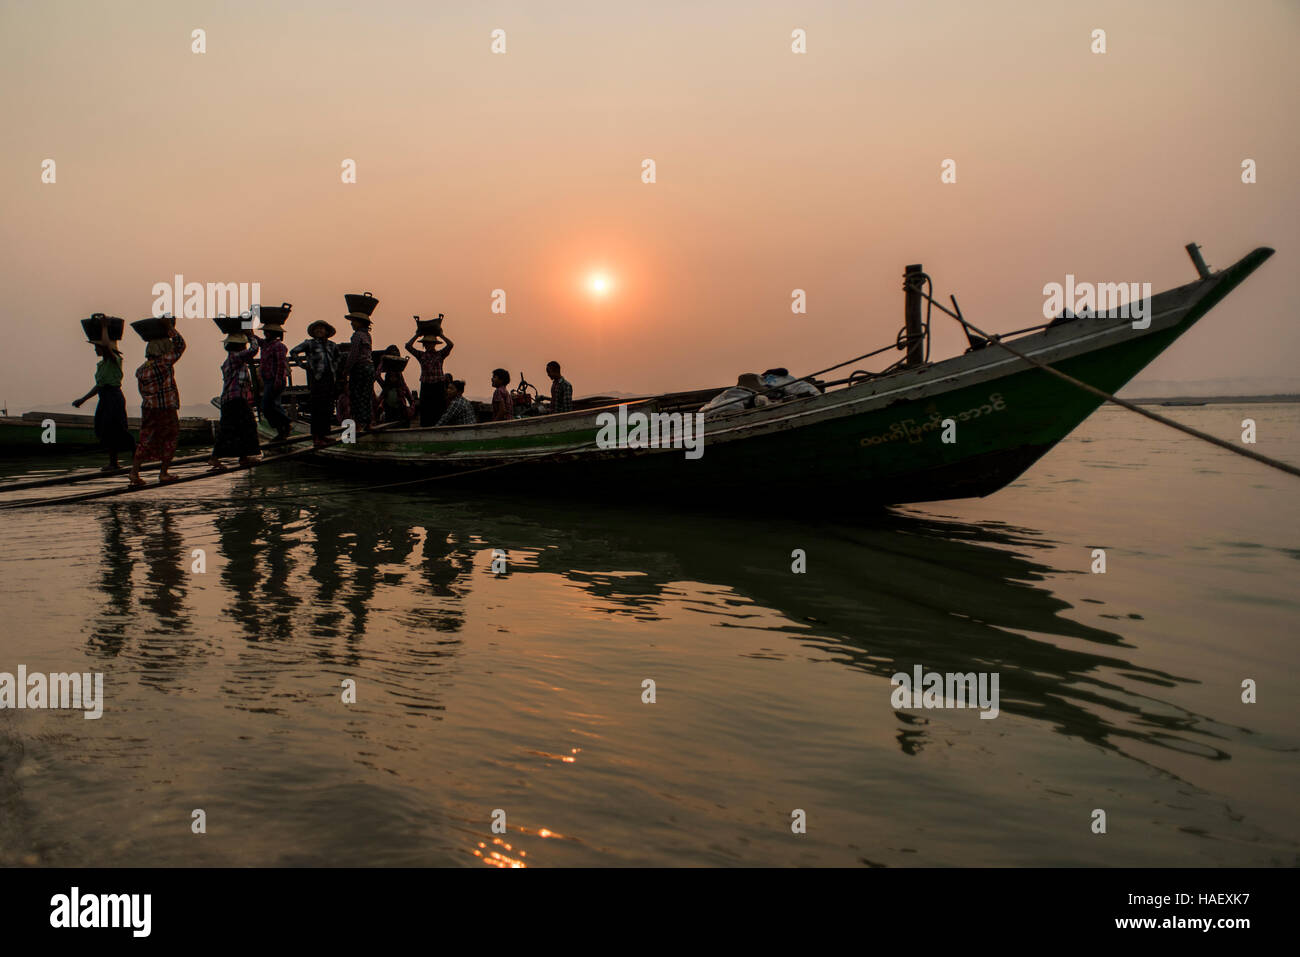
136,332 -> 186,410
411,344 -> 449,384
436,395 -> 477,426
551,376 -> 573,413
220,341 -> 260,403
259,337 -> 288,388
290,338 -> 340,384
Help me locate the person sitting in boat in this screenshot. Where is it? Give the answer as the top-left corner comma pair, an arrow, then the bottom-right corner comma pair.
545,361 -> 573,414
490,368 -> 514,421
374,346 -> 415,425
129,318 -> 186,486
435,379 -> 477,426
73,331 -> 135,472
289,320 -> 341,448
405,321 -> 454,427
256,325 -> 292,443
699,373 -> 772,420
209,333 -> 262,470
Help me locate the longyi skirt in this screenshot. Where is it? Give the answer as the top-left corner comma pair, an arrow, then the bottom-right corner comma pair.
348,363 -> 374,430
136,407 -> 180,462
94,386 -> 135,453
308,374 -> 335,439
213,398 -> 261,458
419,378 -> 448,426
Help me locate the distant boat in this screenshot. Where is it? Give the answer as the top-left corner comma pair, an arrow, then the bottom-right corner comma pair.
264,245 -> 1274,506
0,410 -> 214,452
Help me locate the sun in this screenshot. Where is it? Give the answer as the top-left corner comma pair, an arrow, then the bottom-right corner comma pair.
588,273 -> 611,295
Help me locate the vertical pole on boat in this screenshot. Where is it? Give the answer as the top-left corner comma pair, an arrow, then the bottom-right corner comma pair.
903,264 -> 925,367
1185,243 -> 1212,279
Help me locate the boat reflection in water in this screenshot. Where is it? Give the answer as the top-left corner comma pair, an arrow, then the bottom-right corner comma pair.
90,488 -> 1228,761
64,482 -> 1253,866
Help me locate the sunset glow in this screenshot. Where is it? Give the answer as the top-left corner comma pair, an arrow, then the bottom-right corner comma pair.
588,274 -> 611,295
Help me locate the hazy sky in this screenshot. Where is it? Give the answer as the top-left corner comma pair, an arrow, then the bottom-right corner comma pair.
1,0 -> 1296,411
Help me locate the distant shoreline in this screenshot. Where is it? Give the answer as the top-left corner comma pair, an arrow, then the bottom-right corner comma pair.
1125,394 -> 1300,406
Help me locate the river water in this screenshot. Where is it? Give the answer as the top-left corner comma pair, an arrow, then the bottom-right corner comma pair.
0,403 -> 1296,866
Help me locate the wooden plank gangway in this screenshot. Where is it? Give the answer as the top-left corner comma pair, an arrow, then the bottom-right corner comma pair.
0,421 -> 399,510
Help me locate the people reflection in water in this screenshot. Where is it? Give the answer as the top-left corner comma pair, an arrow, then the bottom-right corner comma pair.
89,503 -> 135,656
87,495 -> 1225,773
214,507 -> 274,640
87,503 -> 194,685
137,503 -> 189,632
259,505 -> 302,639
418,526 -> 474,633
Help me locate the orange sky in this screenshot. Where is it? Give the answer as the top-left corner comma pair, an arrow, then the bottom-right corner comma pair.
1,0 -> 1296,410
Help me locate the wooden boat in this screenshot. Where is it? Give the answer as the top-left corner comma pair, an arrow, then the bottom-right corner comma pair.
264,244 -> 1274,505
0,410 -> 214,452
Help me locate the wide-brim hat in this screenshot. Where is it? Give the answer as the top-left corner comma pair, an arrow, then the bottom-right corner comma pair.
307,320 -> 336,338
131,315 -> 173,342
223,333 -> 249,346
737,373 -> 764,392
213,315 -> 247,335
345,291 -> 378,323
81,313 -> 125,343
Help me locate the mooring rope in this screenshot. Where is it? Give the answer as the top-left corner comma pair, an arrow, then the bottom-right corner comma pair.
957,317 -> 1300,480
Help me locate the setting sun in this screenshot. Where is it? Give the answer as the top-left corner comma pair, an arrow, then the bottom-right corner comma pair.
588,273 -> 611,295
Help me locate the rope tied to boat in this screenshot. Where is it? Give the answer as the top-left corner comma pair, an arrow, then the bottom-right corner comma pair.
950,316 -> 1300,480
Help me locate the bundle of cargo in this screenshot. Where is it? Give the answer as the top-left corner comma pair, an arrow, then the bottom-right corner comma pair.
344,292 -> 378,324
130,315 -> 174,341
212,314 -> 251,337
374,344 -> 408,373
80,313 -> 125,344
414,313 -> 444,338
258,302 -> 292,332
